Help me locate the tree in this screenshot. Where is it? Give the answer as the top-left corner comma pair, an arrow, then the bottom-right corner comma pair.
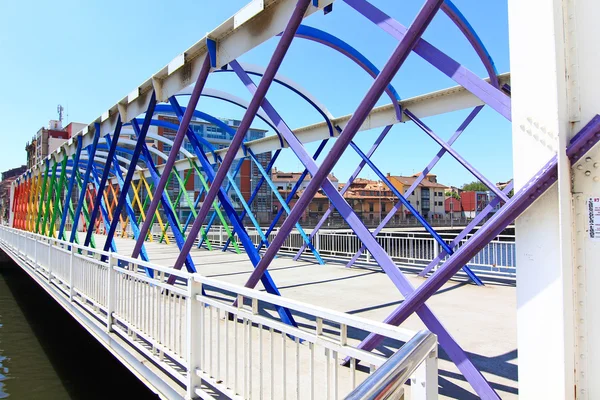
461,181 -> 488,192
445,191 -> 460,200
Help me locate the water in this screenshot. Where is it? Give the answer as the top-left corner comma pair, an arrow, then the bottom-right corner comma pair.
0,259 -> 157,399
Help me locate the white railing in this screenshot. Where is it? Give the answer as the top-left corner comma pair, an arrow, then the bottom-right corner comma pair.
239,228 -> 517,280
136,221 -> 516,280
0,226 -> 438,400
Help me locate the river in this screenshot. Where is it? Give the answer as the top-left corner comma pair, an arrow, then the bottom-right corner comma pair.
0,259 -> 157,399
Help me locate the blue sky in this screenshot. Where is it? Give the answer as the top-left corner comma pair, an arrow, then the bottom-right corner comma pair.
0,0 -> 511,188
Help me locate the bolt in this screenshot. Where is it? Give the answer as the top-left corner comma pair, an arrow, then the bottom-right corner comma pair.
577,165 -> 583,170
594,176 -> 600,182
594,162 -> 599,168
586,157 -> 592,162
585,171 -> 592,176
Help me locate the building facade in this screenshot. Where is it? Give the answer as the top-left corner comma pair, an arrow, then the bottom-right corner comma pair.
271,172 -> 450,226
25,121 -> 86,169
387,173 -> 448,219
0,165 -> 27,223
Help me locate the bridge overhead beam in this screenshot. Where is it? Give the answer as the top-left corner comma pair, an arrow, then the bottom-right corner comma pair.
72,0 -> 334,146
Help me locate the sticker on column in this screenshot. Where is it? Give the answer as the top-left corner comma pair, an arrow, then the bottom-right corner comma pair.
589,197 -> 600,240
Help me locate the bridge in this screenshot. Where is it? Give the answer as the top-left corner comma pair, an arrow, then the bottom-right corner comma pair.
3,0 -> 600,399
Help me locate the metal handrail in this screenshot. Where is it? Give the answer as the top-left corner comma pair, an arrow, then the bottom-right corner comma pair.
345,330 -> 437,400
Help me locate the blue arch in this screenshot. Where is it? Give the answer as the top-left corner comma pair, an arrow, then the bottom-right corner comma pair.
442,0 -> 499,88
293,25 -> 402,119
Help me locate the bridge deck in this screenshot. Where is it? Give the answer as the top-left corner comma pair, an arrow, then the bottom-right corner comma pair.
112,236 -> 518,399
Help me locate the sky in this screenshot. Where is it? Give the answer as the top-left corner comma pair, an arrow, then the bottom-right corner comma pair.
0,0 -> 511,188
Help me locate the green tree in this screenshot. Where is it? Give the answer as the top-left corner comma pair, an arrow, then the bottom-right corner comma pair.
461,181 -> 488,192
445,191 -> 460,200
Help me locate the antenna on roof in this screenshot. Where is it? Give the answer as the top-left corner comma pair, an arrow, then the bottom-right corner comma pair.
57,104 -> 64,123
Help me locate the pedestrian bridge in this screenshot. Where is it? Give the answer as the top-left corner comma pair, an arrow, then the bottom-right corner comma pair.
6,0 -> 600,398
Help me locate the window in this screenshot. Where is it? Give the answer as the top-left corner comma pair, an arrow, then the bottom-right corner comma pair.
434,192 -> 437,197
369,202 -> 374,212
318,203 -> 323,212
382,202 -> 386,212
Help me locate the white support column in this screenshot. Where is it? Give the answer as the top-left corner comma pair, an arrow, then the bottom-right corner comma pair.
508,0 -> 600,398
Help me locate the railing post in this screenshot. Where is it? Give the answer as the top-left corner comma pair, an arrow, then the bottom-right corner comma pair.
186,277 -> 203,399
411,348 -> 438,400
433,241 -> 439,272
48,239 -> 52,283
219,225 -> 223,246
34,235 -> 38,271
106,252 -> 116,333
315,231 -> 320,253
69,245 -> 74,301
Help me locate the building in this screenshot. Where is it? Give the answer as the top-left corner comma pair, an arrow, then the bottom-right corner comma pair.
444,196 -> 462,218
387,173 -> 448,219
271,168 -> 339,192
0,165 -> 27,223
298,178 -> 398,222
271,169 -> 339,220
339,178 -> 399,222
444,187 -> 507,219
272,173 -> 451,225
137,113 -> 272,221
25,121 -> 86,168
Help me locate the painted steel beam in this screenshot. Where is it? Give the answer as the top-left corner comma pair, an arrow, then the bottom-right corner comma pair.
70,128 -> 101,244
167,96 -> 296,326
58,138 -> 83,240
343,0 -> 510,120
232,1 -> 500,397
130,119 -> 196,272
247,148 -> 324,263
132,56 -> 211,262
105,134 -> 148,259
195,158 -> 246,251
104,92 -> 157,278
222,150 -> 283,252
294,126 -> 392,259
355,115 -> 600,357
86,118 -> 123,247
